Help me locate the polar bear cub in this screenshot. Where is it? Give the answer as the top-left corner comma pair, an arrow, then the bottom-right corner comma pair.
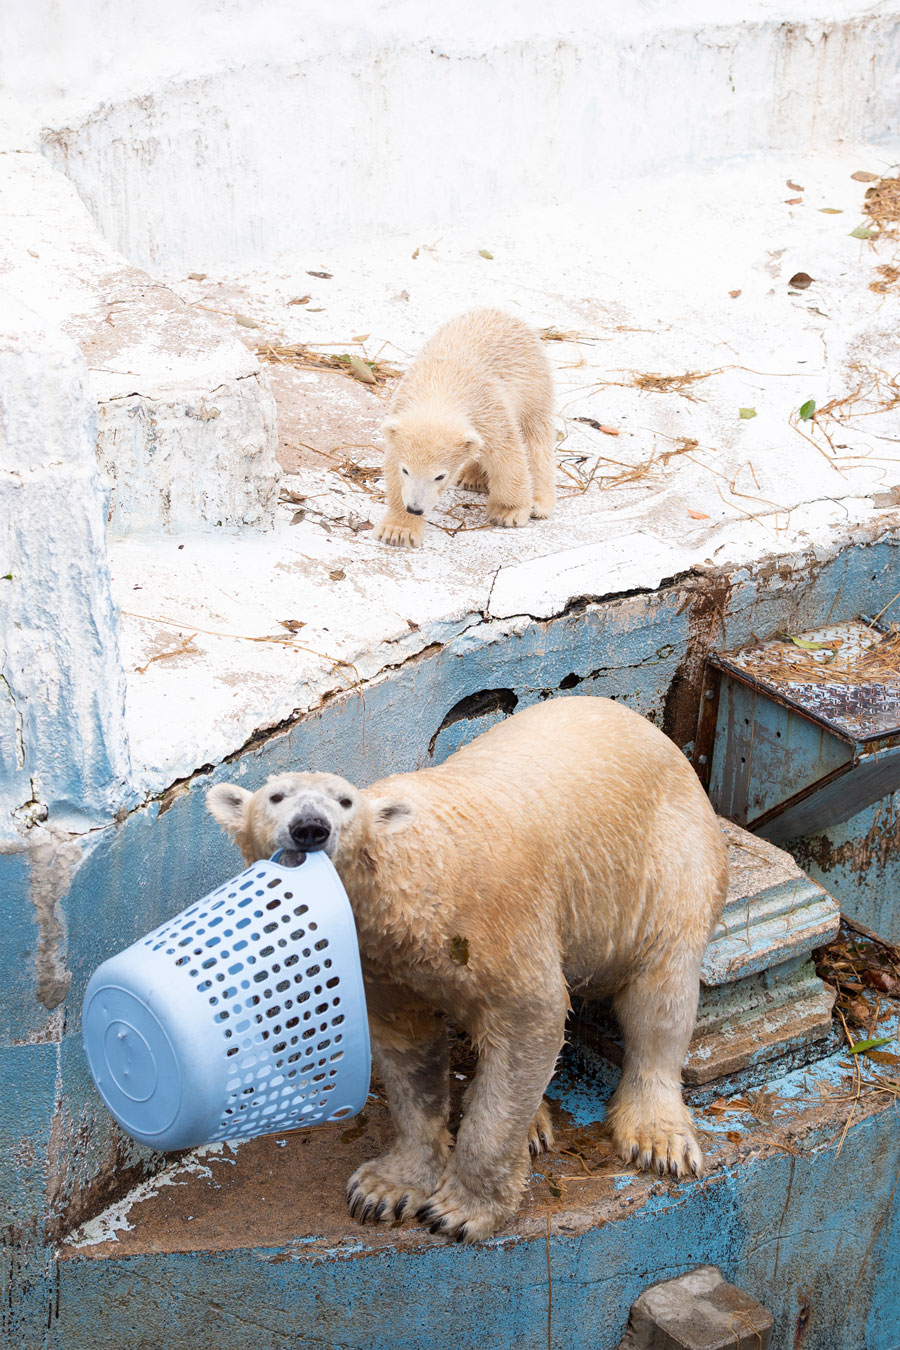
375,309 -> 556,548
207,696 -> 728,1243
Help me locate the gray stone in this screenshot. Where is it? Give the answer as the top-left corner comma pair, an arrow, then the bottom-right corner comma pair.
619,1265 -> 773,1349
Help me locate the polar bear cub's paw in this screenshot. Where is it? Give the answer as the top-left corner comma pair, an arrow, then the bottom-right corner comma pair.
416,1172 -> 517,1244
347,1149 -> 446,1226
486,500 -> 532,529
606,1092 -> 703,1179
456,460 -> 489,492
374,516 -> 426,549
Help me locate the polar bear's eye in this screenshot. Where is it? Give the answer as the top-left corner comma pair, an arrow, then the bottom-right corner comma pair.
338,797 -> 353,809
434,473 -> 446,482
400,466 -> 409,476
270,792 -> 284,804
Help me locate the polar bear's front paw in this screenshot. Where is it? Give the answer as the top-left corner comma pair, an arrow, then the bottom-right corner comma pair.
347,1152 -> 443,1227
530,493 -> 555,520
416,1173 -> 516,1244
607,1097 -> 703,1179
374,516 -> 425,548
486,501 -> 531,529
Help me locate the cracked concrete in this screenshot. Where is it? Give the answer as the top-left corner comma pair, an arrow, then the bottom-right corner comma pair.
26,826 -> 83,1010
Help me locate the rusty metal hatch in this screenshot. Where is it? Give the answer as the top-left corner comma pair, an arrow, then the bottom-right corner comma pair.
695,619 -> 900,843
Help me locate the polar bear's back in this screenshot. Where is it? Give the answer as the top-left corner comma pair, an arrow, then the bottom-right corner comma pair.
370,696 -> 727,987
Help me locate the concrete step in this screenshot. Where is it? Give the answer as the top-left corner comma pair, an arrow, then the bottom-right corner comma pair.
102,147 -> 900,795
57,1000 -> 900,1349
0,152 -> 279,535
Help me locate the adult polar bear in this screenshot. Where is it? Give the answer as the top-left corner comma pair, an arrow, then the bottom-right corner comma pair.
207,697 -> 728,1243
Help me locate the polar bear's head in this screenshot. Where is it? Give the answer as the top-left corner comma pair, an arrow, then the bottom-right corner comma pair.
381,413 -> 482,518
206,772 -> 415,867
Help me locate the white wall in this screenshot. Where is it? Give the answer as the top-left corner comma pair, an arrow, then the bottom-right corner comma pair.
2,1 -> 898,270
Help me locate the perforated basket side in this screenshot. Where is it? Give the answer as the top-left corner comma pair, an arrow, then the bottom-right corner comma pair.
83,852 -> 370,1150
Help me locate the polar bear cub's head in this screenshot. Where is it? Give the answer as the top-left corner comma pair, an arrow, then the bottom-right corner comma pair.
381,413 -> 483,518
207,772 -> 414,867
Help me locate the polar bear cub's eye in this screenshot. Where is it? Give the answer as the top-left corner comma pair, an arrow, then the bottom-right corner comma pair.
400,466 -> 409,476
270,792 -> 284,804
338,796 -> 353,809
434,473 -> 446,481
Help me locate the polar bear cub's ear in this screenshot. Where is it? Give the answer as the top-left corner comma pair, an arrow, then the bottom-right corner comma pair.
369,797 -> 416,834
207,783 -> 253,832
380,417 -> 402,442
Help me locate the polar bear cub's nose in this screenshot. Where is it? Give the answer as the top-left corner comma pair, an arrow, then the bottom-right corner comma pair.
405,505 -> 424,516
288,817 -> 331,851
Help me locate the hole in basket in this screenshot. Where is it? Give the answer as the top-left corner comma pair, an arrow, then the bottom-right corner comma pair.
306,964 -> 320,977
332,1107 -> 352,1118
266,878 -> 282,889
266,897 -> 281,911
326,976 -> 340,988
293,904 -> 309,917
314,938 -> 328,951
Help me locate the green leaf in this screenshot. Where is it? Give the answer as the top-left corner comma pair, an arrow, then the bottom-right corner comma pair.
848,1036 -> 892,1055
738,407 -> 757,420
849,226 -> 875,240
789,636 -> 833,651
799,399 -> 816,420
478,248 -> 494,260
1,572 -> 11,581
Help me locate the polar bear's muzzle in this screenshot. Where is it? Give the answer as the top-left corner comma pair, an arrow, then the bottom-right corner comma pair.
288,816 -> 332,852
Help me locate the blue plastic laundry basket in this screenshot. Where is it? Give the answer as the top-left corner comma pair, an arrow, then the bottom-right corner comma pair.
82,850 -> 370,1151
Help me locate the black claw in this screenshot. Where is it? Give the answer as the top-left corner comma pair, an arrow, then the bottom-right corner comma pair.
539,1133 -> 550,1150
348,1192 -> 364,1220
690,1160 -> 700,1177
657,1158 -> 666,1176
395,1194 -> 410,1220
359,1201 -> 376,1225
374,1200 -> 388,1223
429,1218 -> 448,1235
416,1204 -> 435,1224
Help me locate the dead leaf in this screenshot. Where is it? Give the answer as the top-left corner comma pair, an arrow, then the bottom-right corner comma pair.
352,334 -> 370,343
573,416 -> 620,436
725,1131 -> 742,1142
278,618 -> 306,631
406,619 -> 420,631
729,289 -> 742,298
290,509 -> 306,525
818,207 -> 843,214
307,270 -> 333,279
329,569 -> 346,581
789,272 -> 814,289
851,170 -> 879,183
478,248 -> 494,260
787,179 -> 804,191
785,197 -> 803,205
347,355 -> 377,385
411,247 -> 420,260
688,508 -> 710,520
865,1049 -> 900,1065
187,272 -> 207,281
547,1178 -> 563,1199
234,313 -> 262,328
288,295 -> 311,306
849,226 -> 876,240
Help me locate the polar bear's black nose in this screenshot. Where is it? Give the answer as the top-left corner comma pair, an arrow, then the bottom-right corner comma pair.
289,817 -> 331,851
406,505 -> 424,516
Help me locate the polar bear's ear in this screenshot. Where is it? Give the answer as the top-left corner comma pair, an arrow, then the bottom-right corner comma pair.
459,429 -> 483,453
380,417 -> 402,442
207,783 -> 253,832
370,797 -> 416,834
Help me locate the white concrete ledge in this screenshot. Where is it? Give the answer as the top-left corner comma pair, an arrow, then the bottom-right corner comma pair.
0,152 -> 279,534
